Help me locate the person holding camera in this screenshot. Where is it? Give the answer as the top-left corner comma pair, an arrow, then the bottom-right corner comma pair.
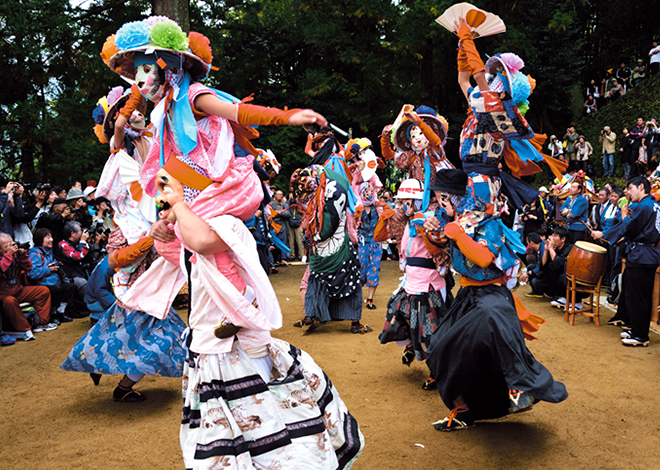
547,135 -> 563,159
563,127 -> 579,170
28,228 -> 77,323
0,181 -> 26,239
643,117 -> 660,163
35,197 -> 74,242
57,221 -> 90,306
600,126 -> 617,177
0,233 -> 55,341
66,188 -> 93,229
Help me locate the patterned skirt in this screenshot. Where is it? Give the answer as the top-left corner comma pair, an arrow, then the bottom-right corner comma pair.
358,240 -> 381,287
61,304 -> 186,377
180,338 -> 364,469
379,288 -> 452,362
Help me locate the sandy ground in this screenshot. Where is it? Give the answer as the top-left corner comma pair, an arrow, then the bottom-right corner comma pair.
1,261 -> 660,469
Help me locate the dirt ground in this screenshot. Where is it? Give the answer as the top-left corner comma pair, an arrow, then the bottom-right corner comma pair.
1,260 -> 660,469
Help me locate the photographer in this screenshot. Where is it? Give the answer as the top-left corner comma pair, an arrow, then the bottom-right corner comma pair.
599,126 -> 617,177
643,118 -> 660,163
547,135 -> 563,158
28,228 -> 76,323
12,183 -> 51,249
35,197 -> 74,242
57,221 -> 90,305
0,233 -> 54,341
66,188 -> 93,229
92,197 -> 114,232
0,181 -> 26,239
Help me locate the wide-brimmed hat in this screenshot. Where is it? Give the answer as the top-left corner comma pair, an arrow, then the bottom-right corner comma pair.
392,105 -> 448,152
103,17 -> 213,82
394,179 -> 424,200
429,169 -> 467,195
360,148 -> 379,182
66,188 -> 84,201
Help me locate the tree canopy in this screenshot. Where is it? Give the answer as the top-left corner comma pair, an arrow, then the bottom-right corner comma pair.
1,0 -> 659,189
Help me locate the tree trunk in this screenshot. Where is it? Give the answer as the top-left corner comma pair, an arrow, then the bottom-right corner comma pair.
152,0 -> 190,32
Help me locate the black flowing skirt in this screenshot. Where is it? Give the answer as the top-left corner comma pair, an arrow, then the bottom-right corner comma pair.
426,284 -> 568,420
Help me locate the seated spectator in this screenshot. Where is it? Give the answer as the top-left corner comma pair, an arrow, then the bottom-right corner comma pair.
522,232 -> 545,297
528,227 -> 575,305
607,78 -> 624,101
66,188 -> 93,228
28,228 -> 77,323
584,94 -> 597,114
57,221 -> 91,304
632,59 -> 647,86
0,233 -> 54,341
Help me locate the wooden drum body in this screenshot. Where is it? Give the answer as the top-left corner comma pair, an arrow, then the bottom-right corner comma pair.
566,241 -> 607,285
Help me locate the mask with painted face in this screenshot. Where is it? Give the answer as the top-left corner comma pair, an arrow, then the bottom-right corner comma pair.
128,110 -> 146,130
135,63 -> 165,102
409,126 -> 429,151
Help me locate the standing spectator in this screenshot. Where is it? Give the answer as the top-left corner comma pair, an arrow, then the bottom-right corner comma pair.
590,187 -> 611,231
92,197 -> 114,232
0,233 -> 54,341
584,94 -> 597,114
54,186 -> 67,199
616,62 -> 633,91
620,126 -> 635,178
643,118 -> 660,163
27,228 -> 76,323
0,181 -> 25,238
632,59 -> 647,86
287,196 -> 305,262
560,182 -> 589,245
35,197 -> 73,242
268,190 -> 290,265
586,79 -> 600,100
547,135 -> 563,158
522,197 -> 545,244
593,177 -> 660,347
57,221 -> 90,302
600,126 -> 617,177
574,135 -> 593,173
563,127 -> 579,170
649,40 -> 660,75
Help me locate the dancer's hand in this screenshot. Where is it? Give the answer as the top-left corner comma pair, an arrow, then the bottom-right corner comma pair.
403,111 -> 421,125
287,110 -> 328,127
150,218 -> 176,243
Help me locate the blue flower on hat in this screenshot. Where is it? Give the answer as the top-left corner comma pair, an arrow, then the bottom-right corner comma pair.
115,21 -> 151,51
92,104 -> 106,125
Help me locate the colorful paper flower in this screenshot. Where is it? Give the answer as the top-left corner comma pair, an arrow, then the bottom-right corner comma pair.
188,32 -> 213,64
100,35 -> 119,65
150,21 -> 188,51
94,124 -> 108,144
106,86 -> 125,107
115,21 -> 151,51
144,15 -> 176,27
92,104 -> 106,125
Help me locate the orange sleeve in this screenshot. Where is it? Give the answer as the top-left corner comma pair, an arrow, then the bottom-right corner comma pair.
444,222 -> 494,268
237,103 -> 303,126
380,132 -> 396,162
374,207 -> 395,242
418,121 -> 441,148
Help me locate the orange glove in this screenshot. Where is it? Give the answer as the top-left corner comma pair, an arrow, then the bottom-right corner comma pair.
444,222 -> 494,268
418,121 -> 442,147
237,103 -> 303,126
119,84 -> 146,120
380,132 -> 395,162
111,236 -> 154,268
457,24 -> 484,76
482,91 -> 505,113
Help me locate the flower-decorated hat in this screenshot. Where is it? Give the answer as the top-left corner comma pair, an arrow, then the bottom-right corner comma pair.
484,53 -> 534,115
98,86 -> 148,143
102,16 -> 213,82
392,105 -> 448,152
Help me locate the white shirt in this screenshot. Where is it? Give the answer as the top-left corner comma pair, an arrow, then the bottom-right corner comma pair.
650,46 -> 660,64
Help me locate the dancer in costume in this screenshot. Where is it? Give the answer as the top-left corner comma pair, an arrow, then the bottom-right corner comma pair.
420,7 -> 569,431
293,165 -> 372,334
355,181 -> 383,309
61,235 -> 185,402
381,106 -> 453,211
377,172 -> 458,390
102,17 -> 364,467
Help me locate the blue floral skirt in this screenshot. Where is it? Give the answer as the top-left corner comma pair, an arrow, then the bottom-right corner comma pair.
358,240 -> 381,287
61,303 -> 187,377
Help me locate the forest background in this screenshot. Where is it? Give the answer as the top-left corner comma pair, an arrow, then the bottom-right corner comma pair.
2,0 -> 660,192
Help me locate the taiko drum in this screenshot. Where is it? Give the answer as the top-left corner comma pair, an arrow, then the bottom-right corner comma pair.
566,241 -> 608,285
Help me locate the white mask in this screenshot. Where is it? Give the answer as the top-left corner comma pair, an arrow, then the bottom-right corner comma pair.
409,126 -> 429,151
135,63 -> 165,102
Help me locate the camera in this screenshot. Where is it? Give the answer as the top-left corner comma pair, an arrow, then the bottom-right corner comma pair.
37,184 -> 52,193
16,242 -> 31,250
50,261 -> 63,268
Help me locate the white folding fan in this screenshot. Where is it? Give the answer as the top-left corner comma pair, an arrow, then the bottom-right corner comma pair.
115,150 -> 157,223
435,3 -> 506,38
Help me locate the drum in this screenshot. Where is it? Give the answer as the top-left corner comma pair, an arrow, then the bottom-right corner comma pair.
566,241 -> 608,284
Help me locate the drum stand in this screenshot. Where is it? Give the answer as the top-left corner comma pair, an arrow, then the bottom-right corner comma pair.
564,274 -> 603,326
